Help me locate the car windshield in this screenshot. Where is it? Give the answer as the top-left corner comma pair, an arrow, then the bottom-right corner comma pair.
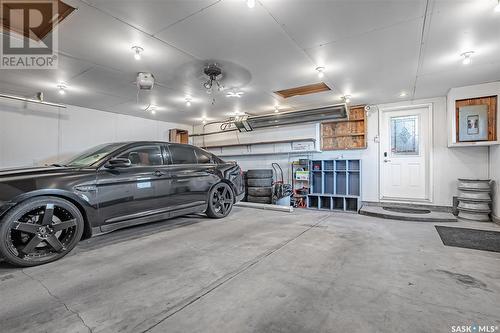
63,143 -> 125,167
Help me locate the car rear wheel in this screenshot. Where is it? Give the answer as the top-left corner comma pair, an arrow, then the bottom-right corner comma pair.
0,196 -> 84,267
206,183 -> 234,219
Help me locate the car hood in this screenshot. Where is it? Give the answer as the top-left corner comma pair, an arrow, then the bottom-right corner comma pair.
0,166 -> 92,181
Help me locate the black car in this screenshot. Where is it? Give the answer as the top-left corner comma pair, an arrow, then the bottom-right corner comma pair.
0,142 -> 245,267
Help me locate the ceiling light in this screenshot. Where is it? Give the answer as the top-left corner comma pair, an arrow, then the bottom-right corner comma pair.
132,46 -> 144,61
495,0 -> 500,12
461,51 -> 474,65
185,97 -> 192,107
399,91 -> 408,98
202,118 -> 207,125
315,66 -> 325,79
226,90 -> 244,98
341,95 -> 351,103
57,82 -> 67,95
274,105 -> 280,113
247,0 -> 255,8
145,104 -> 157,114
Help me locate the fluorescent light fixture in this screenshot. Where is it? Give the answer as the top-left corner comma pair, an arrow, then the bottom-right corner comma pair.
132,46 -> 144,61
461,51 -> 474,65
315,66 -> 325,79
247,0 -> 255,8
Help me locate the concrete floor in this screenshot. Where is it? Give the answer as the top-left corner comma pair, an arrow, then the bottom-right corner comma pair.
1,207 -> 499,333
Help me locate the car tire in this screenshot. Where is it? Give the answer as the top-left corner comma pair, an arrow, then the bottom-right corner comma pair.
246,169 -> 273,179
206,182 -> 235,219
247,178 -> 273,187
248,187 -> 272,197
0,196 -> 84,267
247,195 -> 272,204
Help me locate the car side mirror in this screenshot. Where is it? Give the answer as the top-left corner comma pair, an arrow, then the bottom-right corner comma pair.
105,158 -> 131,169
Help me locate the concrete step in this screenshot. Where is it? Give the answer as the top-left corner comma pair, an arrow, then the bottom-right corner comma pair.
359,205 -> 457,222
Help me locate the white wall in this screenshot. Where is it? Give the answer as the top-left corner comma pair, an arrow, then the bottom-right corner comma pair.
192,96 -> 492,207
0,97 -> 191,168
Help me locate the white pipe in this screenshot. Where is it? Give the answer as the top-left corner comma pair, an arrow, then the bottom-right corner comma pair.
0,93 -> 66,108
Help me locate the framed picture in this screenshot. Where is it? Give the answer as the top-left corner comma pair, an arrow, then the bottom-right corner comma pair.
456,96 -> 497,143
466,115 -> 479,135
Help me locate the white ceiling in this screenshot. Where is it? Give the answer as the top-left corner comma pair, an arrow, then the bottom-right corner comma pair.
0,0 -> 499,125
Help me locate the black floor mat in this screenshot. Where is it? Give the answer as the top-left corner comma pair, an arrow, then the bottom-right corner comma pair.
435,226 -> 500,253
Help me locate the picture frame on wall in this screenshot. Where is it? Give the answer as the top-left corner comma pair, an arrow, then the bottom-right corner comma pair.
458,105 -> 488,141
455,95 -> 497,143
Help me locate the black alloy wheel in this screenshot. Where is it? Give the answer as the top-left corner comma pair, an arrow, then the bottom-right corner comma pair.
206,183 -> 234,218
0,196 -> 84,267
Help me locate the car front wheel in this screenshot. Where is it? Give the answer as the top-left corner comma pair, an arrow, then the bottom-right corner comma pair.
206,183 -> 234,219
0,196 -> 84,267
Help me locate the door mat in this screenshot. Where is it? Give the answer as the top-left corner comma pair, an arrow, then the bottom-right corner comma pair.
435,226 -> 500,253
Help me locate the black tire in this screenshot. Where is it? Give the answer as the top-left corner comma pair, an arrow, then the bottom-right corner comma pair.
248,187 -> 272,197
246,169 -> 273,179
247,178 -> 273,187
0,196 -> 84,267
247,196 -> 272,204
206,182 -> 235,219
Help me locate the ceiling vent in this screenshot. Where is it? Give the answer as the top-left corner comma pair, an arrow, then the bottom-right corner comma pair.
274,82 -> 331,99
136,72 -> 155,90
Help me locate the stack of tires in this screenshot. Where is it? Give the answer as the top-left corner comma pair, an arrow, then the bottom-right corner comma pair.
246,169 -> 273,204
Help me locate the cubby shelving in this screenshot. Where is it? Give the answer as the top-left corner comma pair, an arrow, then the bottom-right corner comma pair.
307,159 -> 361,213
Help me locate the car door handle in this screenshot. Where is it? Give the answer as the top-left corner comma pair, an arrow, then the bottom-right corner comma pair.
153,170 -> 165,177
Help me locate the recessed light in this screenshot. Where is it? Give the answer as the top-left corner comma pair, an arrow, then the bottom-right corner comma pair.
132,46 -> 144,61
461,51 -> 474,65
399,91 -> 408,98
341,95 -> 351,103
247,0 -> 255,8
57,82 -> 67,95
226,90 -> 244,98
315,66 -> 325,79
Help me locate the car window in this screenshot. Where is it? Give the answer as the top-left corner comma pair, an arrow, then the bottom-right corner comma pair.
169,145 -> 197,164
195,149 -> 213,164
117,145 -> 163,166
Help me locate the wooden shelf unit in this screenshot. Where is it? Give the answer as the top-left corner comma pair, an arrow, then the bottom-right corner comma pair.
320,106 -> 367,150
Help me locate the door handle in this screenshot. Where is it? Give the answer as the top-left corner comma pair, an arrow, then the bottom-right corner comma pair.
384,159 -> 392,163
153,170 -> 165,177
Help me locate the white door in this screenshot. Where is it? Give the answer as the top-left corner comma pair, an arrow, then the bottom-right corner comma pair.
380,105 -> 432,201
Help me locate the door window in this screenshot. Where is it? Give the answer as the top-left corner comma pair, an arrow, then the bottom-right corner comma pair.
195,149 -> 213,164
169,145 -> 197,164
391,116 -> 419,155
117,145 -> 163,166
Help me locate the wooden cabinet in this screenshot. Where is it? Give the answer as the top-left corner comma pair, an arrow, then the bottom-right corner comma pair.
320,106 -> 367,150
169,129 -> 189,144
